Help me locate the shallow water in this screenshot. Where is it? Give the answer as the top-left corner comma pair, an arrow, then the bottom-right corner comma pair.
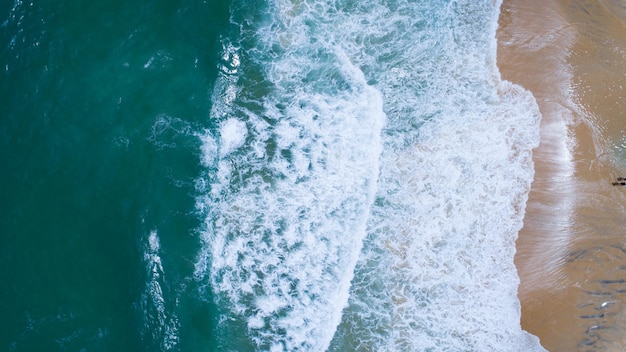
498,0 -> 626,350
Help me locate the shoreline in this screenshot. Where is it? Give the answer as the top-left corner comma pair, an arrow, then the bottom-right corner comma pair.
498,0 -> 626,350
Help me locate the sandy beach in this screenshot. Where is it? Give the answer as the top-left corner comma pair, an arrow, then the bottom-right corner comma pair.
498,0 -> 626,350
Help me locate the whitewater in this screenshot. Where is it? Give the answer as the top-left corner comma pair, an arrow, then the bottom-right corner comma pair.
193,0 -> 548,351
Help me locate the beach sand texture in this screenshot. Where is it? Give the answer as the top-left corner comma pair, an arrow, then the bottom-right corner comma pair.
498,0 -> 626,350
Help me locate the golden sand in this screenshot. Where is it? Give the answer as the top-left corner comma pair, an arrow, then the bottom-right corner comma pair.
498,0 -> 626,350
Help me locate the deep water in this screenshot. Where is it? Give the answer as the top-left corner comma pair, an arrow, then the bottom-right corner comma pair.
1,1 -> 229,350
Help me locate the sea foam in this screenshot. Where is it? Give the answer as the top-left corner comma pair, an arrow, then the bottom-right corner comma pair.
141,230 -> 180,350
196,0 -> 546,351
326,0 -> 545,350
195,9 -> 385,351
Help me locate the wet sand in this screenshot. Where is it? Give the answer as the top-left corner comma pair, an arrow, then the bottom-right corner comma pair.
498,0 -> 626,350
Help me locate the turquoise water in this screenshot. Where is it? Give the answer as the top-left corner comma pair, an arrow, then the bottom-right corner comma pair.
1,0 -> 546,351
1,1 -> 228,350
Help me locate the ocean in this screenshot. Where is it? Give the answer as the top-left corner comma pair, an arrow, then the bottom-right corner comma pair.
0,0 -> 546,351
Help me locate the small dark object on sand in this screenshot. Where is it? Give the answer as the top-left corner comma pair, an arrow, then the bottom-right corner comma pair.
612,177 -> 626,186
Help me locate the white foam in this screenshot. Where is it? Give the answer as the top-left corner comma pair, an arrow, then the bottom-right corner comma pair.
141,230 -> 180,350
326,0 -> 546,350
195,8 -> 386,349
199,133 -> 217,167
335,82 -> 544,351
148,230 -> 160,252
204,39 -> 242,139
197,83 -> 385,351
196,0 -> 547,351
218,118 -> 247,157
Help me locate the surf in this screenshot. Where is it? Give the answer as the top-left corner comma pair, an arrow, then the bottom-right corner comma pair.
194,5 -> 385,350
195,0 -> 547,351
